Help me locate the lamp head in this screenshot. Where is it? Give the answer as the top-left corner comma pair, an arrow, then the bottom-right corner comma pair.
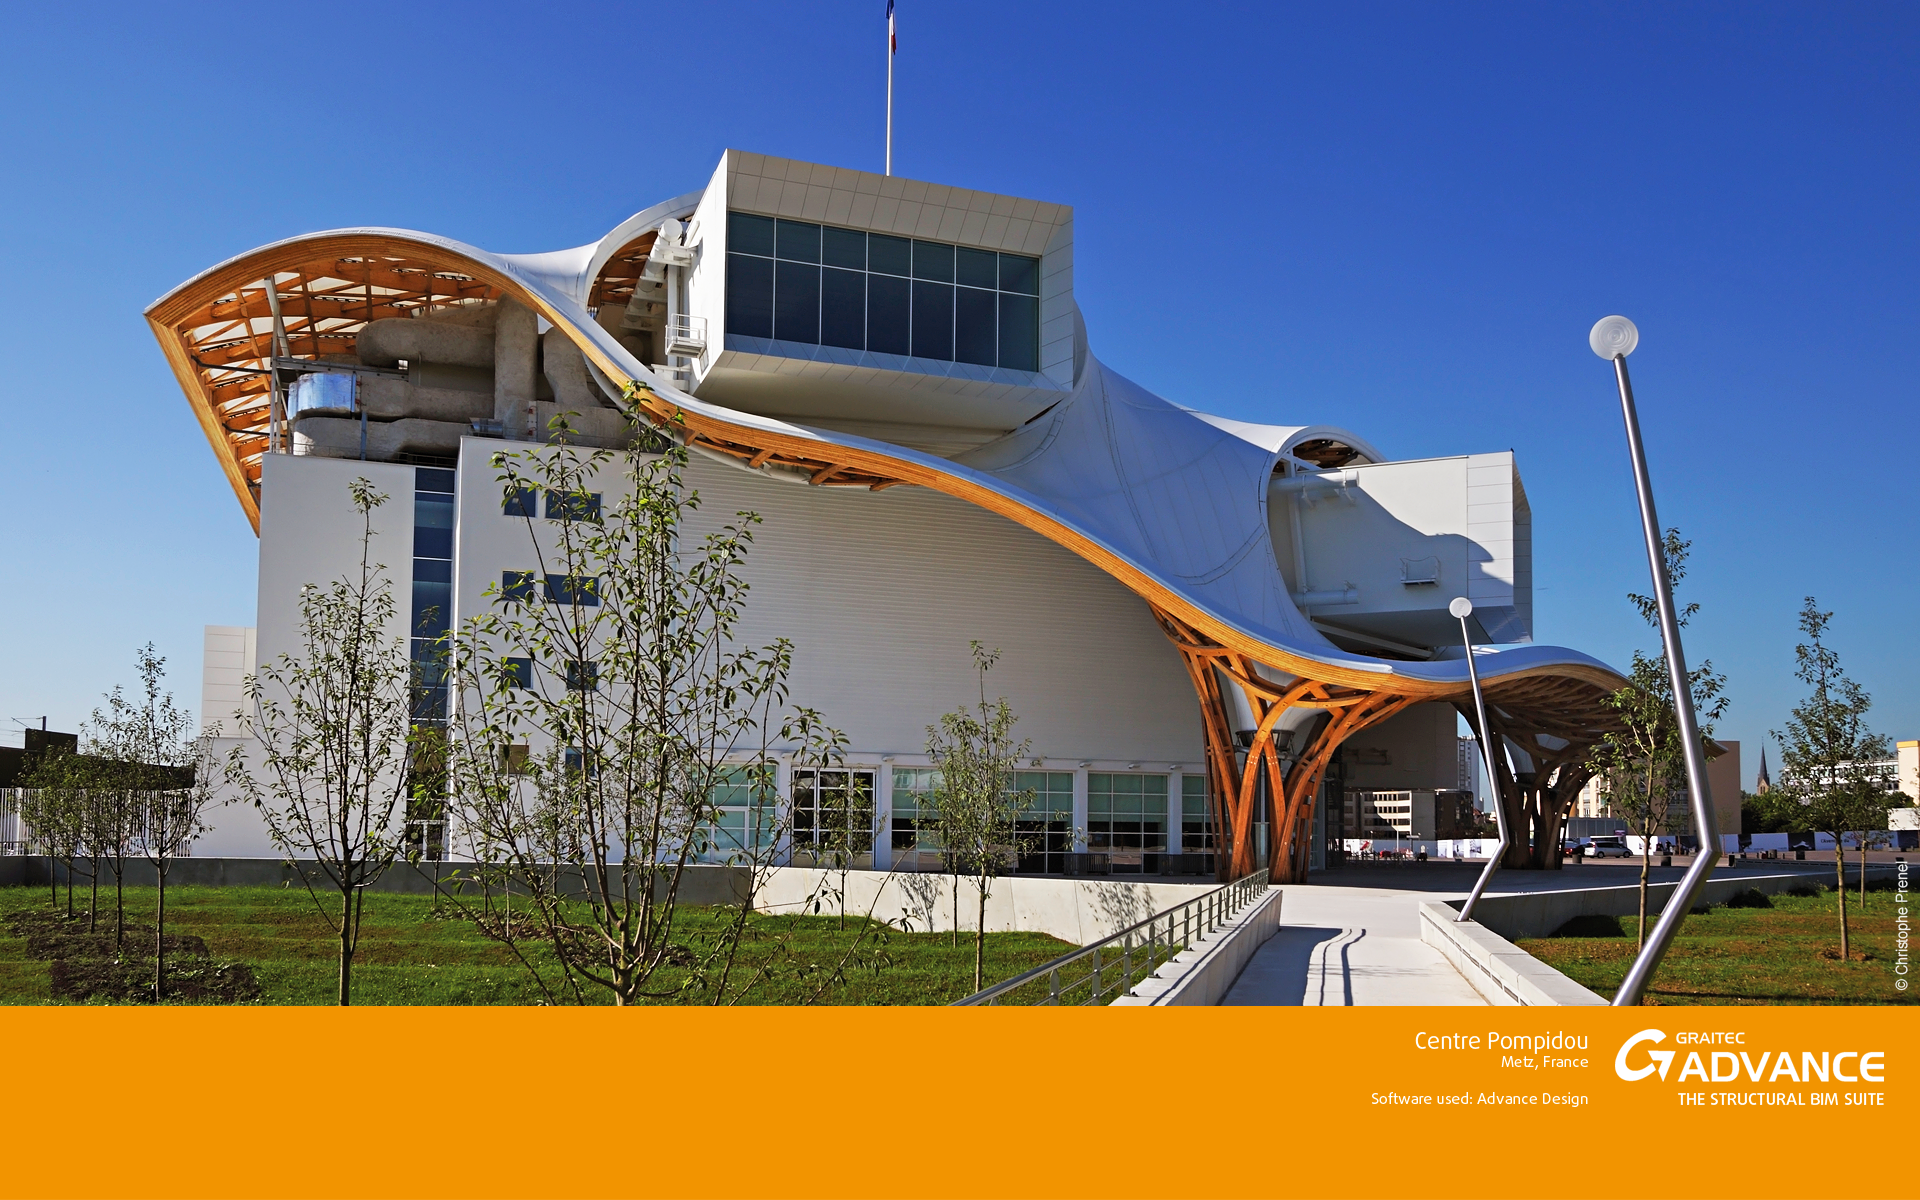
1448,597 -> 1473,619
1589,315 -> 1638,359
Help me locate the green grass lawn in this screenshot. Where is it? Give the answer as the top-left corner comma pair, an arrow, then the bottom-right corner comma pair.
1518,882 -> 1914,1005
0,884 -> 1074,1006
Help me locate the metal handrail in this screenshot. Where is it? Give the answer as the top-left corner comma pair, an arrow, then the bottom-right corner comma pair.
952,869 -> 1272,1006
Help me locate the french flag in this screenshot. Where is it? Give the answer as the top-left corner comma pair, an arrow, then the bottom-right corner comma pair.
888,0 -> 896,54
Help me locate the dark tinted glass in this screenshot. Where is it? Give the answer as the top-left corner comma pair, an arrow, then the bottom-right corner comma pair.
502,485 -> 538,517
865,273 -> 911,356
566,661 -> 599,692
821,227 -> 866,270
999,254 -> 1040,295
410,686 -> 448,722
504,658 -> 534,689
413,525 -> 452,560
911,240 -> 954,282
412,559 -> 451,636
955,247 -> 997,289
729,211 -> 775,257
415,467 -> 456,494
413,492 -> 453,558
546,574 -> 600,606
820,268 -> 866,350
773,261 -> 820,344
911,280 -> 953,360
544,490 -> 601,523
774,219 -> 821,263
954,287 -> 997,367
501,571 -> 537,602
997,292 -> 1038,371
868,233 -> 911,276
725,254 -> 773,338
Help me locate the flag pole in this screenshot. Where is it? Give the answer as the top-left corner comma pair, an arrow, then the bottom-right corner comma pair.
885,1 -> 895,175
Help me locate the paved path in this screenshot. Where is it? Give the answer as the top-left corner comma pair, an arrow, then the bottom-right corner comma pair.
1220,858 -> 1854,1006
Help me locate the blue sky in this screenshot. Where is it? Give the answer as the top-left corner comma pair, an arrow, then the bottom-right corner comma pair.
1,2 -> 1913,781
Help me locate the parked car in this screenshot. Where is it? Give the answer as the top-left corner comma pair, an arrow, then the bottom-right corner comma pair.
1562,838 -> 1590,859
1584,835 -> 1632,858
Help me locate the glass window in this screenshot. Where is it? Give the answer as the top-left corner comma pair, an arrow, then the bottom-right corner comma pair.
728,211 -> 775,257
413,491 -> 453,559
955,246 -> 998,290
820,268 -> 866,351
565,660 -> 598,692
415,467 -> 456,494
543,489 -> 601,523
774,219 -> 821,263
697,765 -> 779,862
911,240 -> 954,282
792,768 -> 876,856
954,287 -> 997,367
867,233 -> 912,277
997,292 -> 1039,372
999,253 -> 1040,296
821,227 -> 867,270
890,768 -> 942,853
1088,772 -> 1169,873
865,273 -> 911,356
545,574 -> 600,606
725,253 -> 774,338
1182,775 -> 1215,855
500,571 -> 537,603
911,280 -> 952,360
411,558 -> 451,637
1011,771 -> 1074,875
503,658 -> 533,689
502,485 -> 538,518
773,261 -> 820,345
722,213 -> 1040,372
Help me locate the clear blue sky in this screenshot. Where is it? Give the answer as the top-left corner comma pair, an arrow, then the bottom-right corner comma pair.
1,2 -> 1913,781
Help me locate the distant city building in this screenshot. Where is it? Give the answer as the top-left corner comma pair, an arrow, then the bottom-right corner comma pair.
1755,747 -> 1771,793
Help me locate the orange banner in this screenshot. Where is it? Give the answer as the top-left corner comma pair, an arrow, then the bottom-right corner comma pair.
0,1006 -> 1906,1200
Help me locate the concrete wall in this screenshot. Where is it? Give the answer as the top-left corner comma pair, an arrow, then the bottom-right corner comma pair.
1417,902 -> 1607,1006
1113,886 -> 1282,1006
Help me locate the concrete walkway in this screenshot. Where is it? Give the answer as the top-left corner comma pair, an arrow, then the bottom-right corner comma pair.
1220,858 -> 1852,1006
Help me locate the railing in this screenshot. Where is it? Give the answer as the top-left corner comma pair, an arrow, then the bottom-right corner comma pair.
663,313 -> 708,357
953,869 -> 1271,1006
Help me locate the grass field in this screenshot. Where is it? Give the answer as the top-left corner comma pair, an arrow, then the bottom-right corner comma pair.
1518,882 -> 1914,1005
0,884 -> 1075,1006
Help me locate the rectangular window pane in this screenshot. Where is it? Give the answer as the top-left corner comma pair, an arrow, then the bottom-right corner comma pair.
911,280 -> 953,361
501,570 -> 537,602
911,240 -> 954,282
545,574 -> 600,606
954,287 -> 996,367
504,658 -> 533,689
774,219 -> 821,263
565,661 -> 598,691
773,261 -> 820,344
868,233 -> 911,277
955,246 -> 997,289
729,211 -> 775,257
725,253 -> 774,338
997,292 -> 1038,372
820,267 -> 866,351
502,485 -> 538,518
543,489 -> 602,523
821,227 -> 867,270
411,566 -> 450,636
415,467 -> 456,494
866,273 -> 911,356
999,253 -> 1039,295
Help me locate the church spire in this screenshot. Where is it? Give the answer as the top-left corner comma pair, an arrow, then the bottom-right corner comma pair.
1756,747 -> 1771,793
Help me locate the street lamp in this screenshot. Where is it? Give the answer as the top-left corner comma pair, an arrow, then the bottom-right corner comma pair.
1590,316 -> 1721,1006
1452,596 -> 1506,922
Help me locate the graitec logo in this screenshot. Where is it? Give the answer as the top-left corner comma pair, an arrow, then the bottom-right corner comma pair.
1614,1029 -> 1675,1081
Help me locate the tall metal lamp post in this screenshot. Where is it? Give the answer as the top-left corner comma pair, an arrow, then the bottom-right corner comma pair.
1590,316 -> 1721,1006
1452,596 -> 1505,922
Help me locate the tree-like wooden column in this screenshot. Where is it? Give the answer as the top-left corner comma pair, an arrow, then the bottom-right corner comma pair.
1152,607 -> 1417,883
1455,690 -> 1601,871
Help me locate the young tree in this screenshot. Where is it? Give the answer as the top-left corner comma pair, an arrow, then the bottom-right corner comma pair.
141,729 -> 218,1001
1771,597 -> 1891,962
446,421 -> 843,1005
924,642 -> 1036,993
18,747 -> 89,918
1586,530 -> 1727,951
227,479 -> 414,1005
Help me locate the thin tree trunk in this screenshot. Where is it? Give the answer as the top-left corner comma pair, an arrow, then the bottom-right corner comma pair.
89,859 -> 98,933
154,867 -> 167,1002
64,860 -> 73,919
1857,837 -> 1868,908
974,879 -> 988,993
1637,840 -> 1650,953
114,859 -> 125,952
338,886 -> 353,1006
1835,845 -> 1849,960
